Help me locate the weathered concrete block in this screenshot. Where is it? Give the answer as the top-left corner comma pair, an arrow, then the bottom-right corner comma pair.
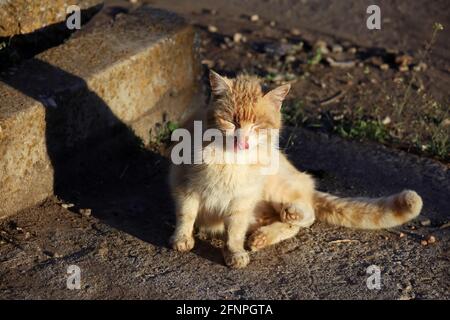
0,6 -> 203,218
0,0 -> 103,37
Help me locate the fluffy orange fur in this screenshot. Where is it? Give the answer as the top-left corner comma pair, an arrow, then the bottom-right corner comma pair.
169,71 -> 423,268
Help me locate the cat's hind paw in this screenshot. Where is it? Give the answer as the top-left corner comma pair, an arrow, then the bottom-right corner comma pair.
247,230 -> 268,252
280,204 -> 303,223
280,203 -> 315,227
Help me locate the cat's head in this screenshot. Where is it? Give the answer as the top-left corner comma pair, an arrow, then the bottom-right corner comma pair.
207,70 -> 290,152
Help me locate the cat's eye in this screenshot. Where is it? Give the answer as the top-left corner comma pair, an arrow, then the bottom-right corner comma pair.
218,119 -> 235,130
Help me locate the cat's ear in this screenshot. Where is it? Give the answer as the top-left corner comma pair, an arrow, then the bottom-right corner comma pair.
263,84 -> 291,110
209,70 -> 232,96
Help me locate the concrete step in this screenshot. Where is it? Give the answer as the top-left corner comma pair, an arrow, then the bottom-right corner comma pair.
0,0 -> 103,37
0,6 -> 204,218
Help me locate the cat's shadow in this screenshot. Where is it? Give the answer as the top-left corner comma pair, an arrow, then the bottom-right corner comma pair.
2,55 -> 229,266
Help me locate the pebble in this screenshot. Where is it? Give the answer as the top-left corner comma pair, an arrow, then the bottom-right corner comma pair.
420,219 -> 431,226
207,25 -> 218,33
427,235 -> 436,244
399,65 -> 409,72
420,239 -> 428,246
233,32 -> 243,43
332,44 -> 343,53
250,14 -> 259,22
290,28 -> 301,36
262,43 -> 293,56
201,8 -> 218,15
413,62 -> 427,72
348,47 -> 357,54
380,63 -> 389,71
382,116 -> 391,125
399,232 -> 405,238
269,21 -> 277,27
79,208 -> 92,217
395,54 -> 413,66
314,40 -> 329,54
285,55 -> 296,63
61,203 -> 74,209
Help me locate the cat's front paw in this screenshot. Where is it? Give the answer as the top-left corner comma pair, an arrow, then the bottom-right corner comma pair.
223,250 -> 250,269
171,234 -> 195,252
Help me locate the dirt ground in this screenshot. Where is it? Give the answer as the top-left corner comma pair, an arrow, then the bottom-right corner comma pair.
1,0 -> 449,299
147,0 -> 450,162
1,128 -> 449,299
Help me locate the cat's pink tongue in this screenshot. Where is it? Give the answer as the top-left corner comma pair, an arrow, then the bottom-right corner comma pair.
234,137 -> 249,151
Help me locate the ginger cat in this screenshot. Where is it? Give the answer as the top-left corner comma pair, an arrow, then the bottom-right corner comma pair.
169,70 -> 423,269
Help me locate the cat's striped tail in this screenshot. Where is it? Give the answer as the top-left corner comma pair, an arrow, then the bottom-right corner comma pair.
313,190 -> 423,229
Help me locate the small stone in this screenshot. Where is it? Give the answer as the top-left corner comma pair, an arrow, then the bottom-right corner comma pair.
420,219 -> 431,226
442,118 -> 450,128
207,25 -> 218,33
399,232 -> 405,238
61,203 -> 74,209
314,40 -> 329,54
269,20 -> 277,27
382,116 -> 391,125
98,246 -> 109,258
79,208 -> 92,217
290,28 -> 301,36
380,63 -> 389,71
332,44 -> 343,53
250,14 -> 259,22
348,47 -> 357,54
395,54 -> 413,66
427,235 -> 436,244
233,32 -> 243,43
399,65 -> 409,72
201,8 -> 217,15
413,62 -> 427,72
285,55 -> 296,63
420,240 -> 428,246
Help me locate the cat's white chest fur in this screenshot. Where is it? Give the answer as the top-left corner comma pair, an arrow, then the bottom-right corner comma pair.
199,164 -> 263,217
